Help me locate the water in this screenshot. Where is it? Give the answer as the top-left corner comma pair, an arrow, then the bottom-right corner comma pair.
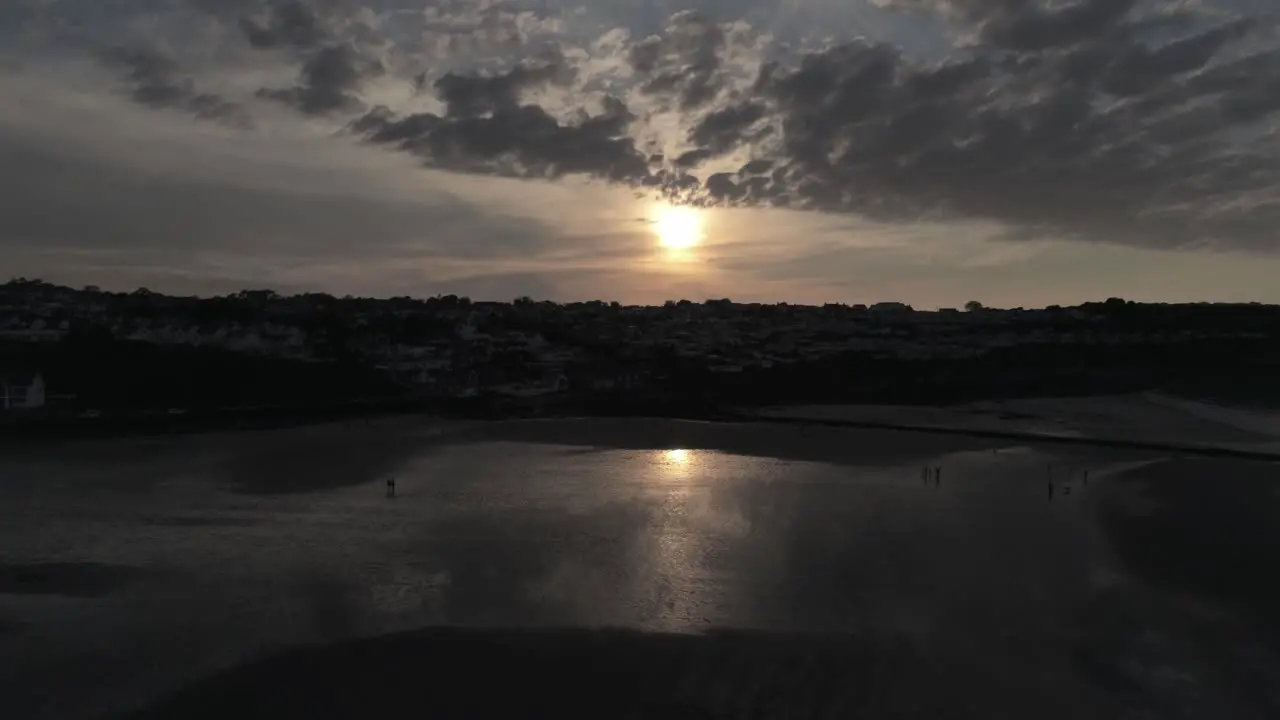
0,418 -> 1277,718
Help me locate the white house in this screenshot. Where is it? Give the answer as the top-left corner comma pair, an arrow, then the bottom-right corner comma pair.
2,372 -> 46,410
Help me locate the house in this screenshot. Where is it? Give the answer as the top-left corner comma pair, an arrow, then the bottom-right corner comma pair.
870,302 -> 914,315
2,372 -> 46,410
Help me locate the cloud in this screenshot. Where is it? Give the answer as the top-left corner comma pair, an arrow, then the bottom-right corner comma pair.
98,47 -> 248,126
0,71 -> 595,297
348,0 -> 1280,252
688,100 -> 769,154
258,42 -> 382,114
391,0 -> 572,65
434,44 -> 577,117
874,0 -> 1141,49
726,5 -> 1280,249
239,0 -> 328,51
630,10 -> 729,110
7,0 -> 1280,259
353,83 -> 651,182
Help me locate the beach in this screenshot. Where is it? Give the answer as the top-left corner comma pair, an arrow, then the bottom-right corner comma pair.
1,407 -> 1278,718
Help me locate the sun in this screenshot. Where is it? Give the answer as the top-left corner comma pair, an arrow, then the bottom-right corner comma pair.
653,205 -> 705,250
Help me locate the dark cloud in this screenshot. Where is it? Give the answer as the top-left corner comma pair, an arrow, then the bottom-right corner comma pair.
220,3 -> 1280,250
982,0 -> 1140,51
387,0 -> 570,63
673,148 -> 714,169
630,11 -> 731,110
258,43 -> 381,115
881,0 -> 1140,50
99,46 -> 248,127
238,0 -> 328,50
356,3 -> 1280,250
688,101 -> 768,153
704,171 -> 743,201
1101,18 -> 1254,96
902,55 -> 991,99
352,92 -> 650,182
43,1 -> 1280,253
730,3 -> 1280,248
643,169 -> 702,200
434,46 -> 576,117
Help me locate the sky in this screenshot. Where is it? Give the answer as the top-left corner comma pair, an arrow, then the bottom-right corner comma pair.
1,0 -> 1278,308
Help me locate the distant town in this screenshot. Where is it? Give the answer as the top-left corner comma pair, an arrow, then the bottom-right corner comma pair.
3,278 -> 1279,433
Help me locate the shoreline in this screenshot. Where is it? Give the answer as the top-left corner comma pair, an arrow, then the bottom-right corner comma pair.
7,396 -> 1280,464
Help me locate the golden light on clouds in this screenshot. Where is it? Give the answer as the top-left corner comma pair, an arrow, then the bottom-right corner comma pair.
653,205 -> 705,250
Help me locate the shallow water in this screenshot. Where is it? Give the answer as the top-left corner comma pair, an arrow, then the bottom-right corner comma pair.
0,418 -> 1277,718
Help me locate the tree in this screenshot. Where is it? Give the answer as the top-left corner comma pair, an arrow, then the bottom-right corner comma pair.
965,300 -> 984,312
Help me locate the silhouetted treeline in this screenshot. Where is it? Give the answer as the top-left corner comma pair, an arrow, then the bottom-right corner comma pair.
2,332 -> 397,411
6,279 -> 1280,433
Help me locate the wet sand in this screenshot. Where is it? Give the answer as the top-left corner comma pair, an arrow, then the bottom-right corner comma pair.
121,626 -> 1082,720
0,417 -> 1277,719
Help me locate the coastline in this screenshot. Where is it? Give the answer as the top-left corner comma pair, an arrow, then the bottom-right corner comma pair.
7,392 -> 1280,464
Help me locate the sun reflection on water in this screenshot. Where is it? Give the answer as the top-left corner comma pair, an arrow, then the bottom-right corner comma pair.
663,449 -> 691,464
647,447 -> 702,629
658,448 -> 697,479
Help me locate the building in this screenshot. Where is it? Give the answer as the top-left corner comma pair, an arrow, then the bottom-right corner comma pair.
2,372 -> 46,410
870,302 -> 914,315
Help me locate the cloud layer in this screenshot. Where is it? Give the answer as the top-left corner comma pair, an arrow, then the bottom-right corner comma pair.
7,0 -> 1280,256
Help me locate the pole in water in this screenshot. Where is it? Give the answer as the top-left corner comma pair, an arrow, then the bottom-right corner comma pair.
1048,482 -> 1054,502
1083,470 -> 1089,485
934,467 -> 941,486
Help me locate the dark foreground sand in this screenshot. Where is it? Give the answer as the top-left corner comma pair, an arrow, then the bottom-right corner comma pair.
119,626 -> 1077,719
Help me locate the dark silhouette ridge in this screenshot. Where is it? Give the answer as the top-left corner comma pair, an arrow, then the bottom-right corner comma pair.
5,279 -> 1280,444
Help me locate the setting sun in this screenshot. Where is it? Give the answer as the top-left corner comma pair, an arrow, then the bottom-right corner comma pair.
653,205 -> 705,250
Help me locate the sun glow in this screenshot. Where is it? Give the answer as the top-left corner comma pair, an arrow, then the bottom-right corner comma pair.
663,449 -> 692,464
653,205 -> 705,250
657,448 -> 695,479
